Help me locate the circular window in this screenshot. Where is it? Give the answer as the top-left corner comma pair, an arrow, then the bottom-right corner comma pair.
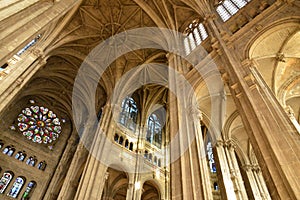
17,106 -> 61,144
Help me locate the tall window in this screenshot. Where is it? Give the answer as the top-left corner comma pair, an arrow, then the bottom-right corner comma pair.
21,181 -> 36,200
17,34 -> 41,56
119,97 -> 138,131
146,113 -> 162,148
0,171 -> 14,194
216,0 -> 251,22
7,176 -> 25,198
207,141 -> 217,173
184,19 -> 208,55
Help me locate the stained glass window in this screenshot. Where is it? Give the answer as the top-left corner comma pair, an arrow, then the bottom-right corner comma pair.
207,141 -> 217,173
17,106 -> 62,144
0,171 -> 13,194
21,181 -> 36,200
7,176 -> 25,198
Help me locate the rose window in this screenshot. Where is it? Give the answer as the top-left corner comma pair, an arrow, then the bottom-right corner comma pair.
17,106 -> 61,144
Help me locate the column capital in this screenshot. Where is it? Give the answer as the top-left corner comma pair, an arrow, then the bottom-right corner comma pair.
216,140 -> 225,147
189,106 -> 203,120
241,58 -> 259,68
31,48 -> 43,58
242,164 -> 253,172
225,139 -> 236,149
166,52 -> 177,60
285,105 -> 295,118
252,165 -> 261,172
104,172 -> 109,180
203,13 -> 217,23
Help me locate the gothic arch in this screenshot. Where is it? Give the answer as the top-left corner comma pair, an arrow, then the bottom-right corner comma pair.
141,179 -> 162,200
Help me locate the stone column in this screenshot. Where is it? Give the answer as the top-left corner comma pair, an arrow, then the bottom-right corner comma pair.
168,52 -> 209,199
126,174 -> 135,200
215,140 -> 237,200
191,108 -> 214,200
0,52 -> 45,114
225,140 -> 248,200
56,142 -> 88,200
242,165 -> 263,200
285,106 -> 300,133
168,52 -> 190,199
74,104 -> 113,200
43,132 -> 79,200
0,0 -> 83,115
132,128 -> 144,200
252,165 -> 272,200
0,0 -> 82,65
203,12 -> 300,199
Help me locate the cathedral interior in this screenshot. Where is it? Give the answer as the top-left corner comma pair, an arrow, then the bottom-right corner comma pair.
0,0 -> 299,199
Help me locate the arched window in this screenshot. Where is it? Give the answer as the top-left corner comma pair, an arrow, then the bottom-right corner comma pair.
183,19 -> 208,55
158,159 -> 161,167
114,134 -> 119,142
154,156 -> 157,165
7,176 -> 25,198
216,0 -> 251,22
19,152 -> 26,161
7,147 -> 15,157
144,150 -> 148,159
148,153 -> 152,161
119,136 -> 124,145
26,157 -> 37,167
125,139 -> 129,148
213,182 -> 219,190
207,141 -> 217,173
21,181 -> 36,200
146,114 -> 162,148
129,142 -> 133,151
15,151 -> 21,160
3,146 -> 15,156
0,171 -> 14,193
119,97 -> 138,131
37,161 -> 47,171
2,146 -> 10,154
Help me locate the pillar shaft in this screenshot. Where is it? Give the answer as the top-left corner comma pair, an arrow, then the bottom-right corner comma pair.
243,165 -> 263,200
215,141 -> 236,200
74,104 -> 112,199
43,133 -> 79,200
226,142 -> 248,200
204,14 -> 300,199
57,142 -> 89,200
168,53 -> 211,199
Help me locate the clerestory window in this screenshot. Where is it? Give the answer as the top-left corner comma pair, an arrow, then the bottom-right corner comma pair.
119,97 -> 138,131
216,0 -> 251,22
183,20 -> 208,55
